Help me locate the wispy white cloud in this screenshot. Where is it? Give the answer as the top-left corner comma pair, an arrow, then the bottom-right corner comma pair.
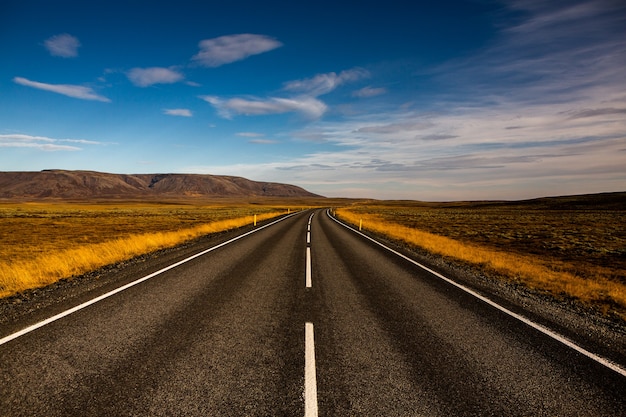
190,81 -> 626,199
249,139 -> 278,144
283,68 -> 369,96
200,95 -> 327,119
565,107 -> 626,120
356,119 -> 434,134
299,97 -> 625,198
236,132 -> 265,137
434,0 -> 626,107
44,33 -> 80,57
0,142 -> 79,151
163,108 -> 193,117
352,86 -> 387,98
201,67 -> 367,120
235,132 -> 278,144
127,67 -> 184,87
0,134 -> 104,151
13,77 -> 110,102
192,34 -> 282,67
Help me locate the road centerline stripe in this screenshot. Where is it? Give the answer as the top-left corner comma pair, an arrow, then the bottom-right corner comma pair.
306,247 -> 312,288
304,322 -> 319,417
305,212 -> 314,288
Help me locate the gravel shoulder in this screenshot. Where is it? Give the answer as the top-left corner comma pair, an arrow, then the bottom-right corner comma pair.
330,214 -> 626,370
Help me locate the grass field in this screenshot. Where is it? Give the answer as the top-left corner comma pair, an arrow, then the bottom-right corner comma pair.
336,193 -> 626,320
0,200 -> 311,298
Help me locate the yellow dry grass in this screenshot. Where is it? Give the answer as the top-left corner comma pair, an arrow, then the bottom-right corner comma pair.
0,202 -> 290,298
336,208 -> 626,320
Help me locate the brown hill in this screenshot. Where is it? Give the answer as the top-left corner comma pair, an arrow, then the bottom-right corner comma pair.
0,170 -> 322,199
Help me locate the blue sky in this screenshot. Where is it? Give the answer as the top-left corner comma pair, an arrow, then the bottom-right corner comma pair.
1,0 -> 625,200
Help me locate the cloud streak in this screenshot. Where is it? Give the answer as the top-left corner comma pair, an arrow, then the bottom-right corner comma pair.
127,67 -> 184,87
352,86 -> 387,98
565,108 -> 626,120
163,108 -> 192,117
44,33 -> 80,57
0,134 -> 103,151
236,132 -> 265,137
192,34 -> 282,67
249,139 -> 278,144
200,95 -> 327,119
201,67 -> 367,120
13,77 -> 110,102
191,79 -> 626,199
433,0 -> 626,108
283,68 -> 369,96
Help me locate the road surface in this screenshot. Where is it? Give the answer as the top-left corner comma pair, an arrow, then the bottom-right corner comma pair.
1,209 -> 624,416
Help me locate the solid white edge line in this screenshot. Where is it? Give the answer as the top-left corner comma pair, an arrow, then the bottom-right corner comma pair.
327,210 -> 626,378
305,322 -> 319,417
0,212 -> 302,347
306,247 -> 312,288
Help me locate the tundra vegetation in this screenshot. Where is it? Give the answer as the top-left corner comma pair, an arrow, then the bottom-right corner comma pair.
0,200 -> 310,298
336,193 -> 626,321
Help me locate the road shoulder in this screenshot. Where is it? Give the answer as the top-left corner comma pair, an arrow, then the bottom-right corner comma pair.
328,211 -> 626,370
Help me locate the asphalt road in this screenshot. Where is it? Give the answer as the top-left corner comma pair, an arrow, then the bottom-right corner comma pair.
1,209 -> 625,416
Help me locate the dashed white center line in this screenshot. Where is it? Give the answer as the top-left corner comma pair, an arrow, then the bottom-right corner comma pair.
306,247 -> 312,288
306,213 -> 314,288
304,322 -> 319,417
304,214 -> 318,415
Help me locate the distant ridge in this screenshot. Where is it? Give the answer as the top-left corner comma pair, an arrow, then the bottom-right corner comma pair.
0,170 -> 322,199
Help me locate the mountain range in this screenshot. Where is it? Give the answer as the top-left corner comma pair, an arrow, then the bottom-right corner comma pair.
0,170 -> 322,199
